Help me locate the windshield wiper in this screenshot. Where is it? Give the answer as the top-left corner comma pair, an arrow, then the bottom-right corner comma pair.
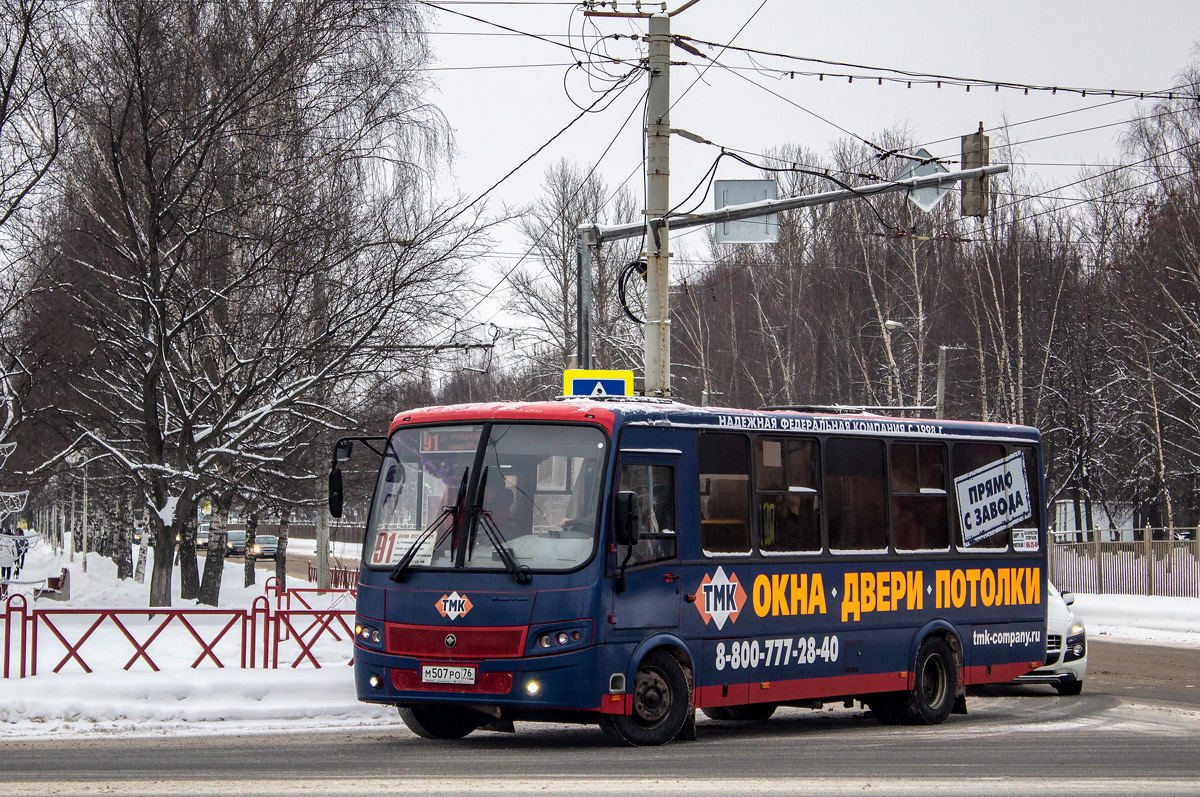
468,467 -> 531,585
390,468 -> 468,583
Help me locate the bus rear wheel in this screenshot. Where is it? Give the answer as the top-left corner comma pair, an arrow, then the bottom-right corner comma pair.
701,704 -> 777,722
599,650 -> 692,746
398,706 -> 480,739
901,637 -> 958,725
870,637 -> 958,726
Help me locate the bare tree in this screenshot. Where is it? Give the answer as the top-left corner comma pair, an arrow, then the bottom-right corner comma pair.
34,0 -> 484,606
505,158 -> 641,392
0,0 -> 68,448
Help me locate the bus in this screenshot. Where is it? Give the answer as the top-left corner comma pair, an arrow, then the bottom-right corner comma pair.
329,397 -> 1047,745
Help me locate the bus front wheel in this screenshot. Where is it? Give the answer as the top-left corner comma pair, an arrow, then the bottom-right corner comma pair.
398,705 -> 480,739
600,650 -> 693,746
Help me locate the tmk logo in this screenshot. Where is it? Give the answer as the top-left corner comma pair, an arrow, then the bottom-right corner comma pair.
696,567 -> 746,630
436,591 -> 473,620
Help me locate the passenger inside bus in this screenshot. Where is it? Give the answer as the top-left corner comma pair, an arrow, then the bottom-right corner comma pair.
483,481 -> 519,540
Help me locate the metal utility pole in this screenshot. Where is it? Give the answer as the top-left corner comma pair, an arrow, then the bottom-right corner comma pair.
936,346 -> 948,420
576,226 -> 597,370
644,13 -> 672,397
576,5 -> 1007,400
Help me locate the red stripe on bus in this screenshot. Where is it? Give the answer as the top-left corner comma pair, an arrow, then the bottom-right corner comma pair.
693,671 -> 910,709
389,402 -> 617,434
963,660 -> 1040,685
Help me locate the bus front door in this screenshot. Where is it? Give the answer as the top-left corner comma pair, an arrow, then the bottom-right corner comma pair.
611,459 -> 681,630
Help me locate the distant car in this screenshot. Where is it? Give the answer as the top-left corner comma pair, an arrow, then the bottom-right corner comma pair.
196,523 -> 210,547
225,530 -> 247,555
1015,580 -> 1087,695
249,534 -> 278,560
133,528 -> 154,546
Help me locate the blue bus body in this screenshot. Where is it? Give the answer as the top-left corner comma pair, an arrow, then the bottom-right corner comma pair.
346,399 -> 1047,742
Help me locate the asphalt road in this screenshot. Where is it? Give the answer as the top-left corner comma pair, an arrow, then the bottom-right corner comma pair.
2,639 -> 1197,795
207,547 -> 351,584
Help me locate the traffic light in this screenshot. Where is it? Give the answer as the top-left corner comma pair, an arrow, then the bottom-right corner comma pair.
961,123 -> 990,218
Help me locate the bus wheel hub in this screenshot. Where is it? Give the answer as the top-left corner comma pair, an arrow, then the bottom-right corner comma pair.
633,670 -> 670,722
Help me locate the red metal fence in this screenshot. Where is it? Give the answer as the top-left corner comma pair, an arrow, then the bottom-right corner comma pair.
306,562 -> 359,590
1,578 -> 356,679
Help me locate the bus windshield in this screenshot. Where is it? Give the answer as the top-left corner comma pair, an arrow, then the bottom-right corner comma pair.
364,422 -> 607,573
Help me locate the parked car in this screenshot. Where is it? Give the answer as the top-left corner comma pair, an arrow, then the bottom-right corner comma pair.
225,530 -> 247,556
250,534 -> 279,560
1014,580 -> 1087,695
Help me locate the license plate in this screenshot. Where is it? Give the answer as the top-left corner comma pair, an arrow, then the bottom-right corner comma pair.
421,664 -> 476,685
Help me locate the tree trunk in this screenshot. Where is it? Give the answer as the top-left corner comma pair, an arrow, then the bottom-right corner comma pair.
198,500 -> 228,606
275,510 -> 289,586
244,513 -> 258,588
149,515 -> 175,607
315,473 -> 330,589
113,500 -> 133,579
178,495 -> 201,599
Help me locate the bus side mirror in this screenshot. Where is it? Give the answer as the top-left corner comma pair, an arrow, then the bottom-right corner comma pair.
334,438 -> 354,464
329,468 -> 344,519
614,491 -> 640,546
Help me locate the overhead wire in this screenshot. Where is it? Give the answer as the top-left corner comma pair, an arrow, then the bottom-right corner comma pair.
674,36 -> 1199,102
460,78 -> 650,330
990,139 -> 1197,215
911,85 -> 1193,151
670,0 -> 770,110
423,2 -> 1196,363
418,0 -> 601,59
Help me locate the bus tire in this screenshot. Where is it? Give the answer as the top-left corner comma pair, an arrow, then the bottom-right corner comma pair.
398,706 -> 479,739
599,650 -> 692,746
898,637 -> 958,725
701,704 -> 777,722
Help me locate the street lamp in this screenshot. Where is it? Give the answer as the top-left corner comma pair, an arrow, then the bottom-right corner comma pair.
885,320 -> 964,419
66,451 -> 89,571
883,319 -> 924,410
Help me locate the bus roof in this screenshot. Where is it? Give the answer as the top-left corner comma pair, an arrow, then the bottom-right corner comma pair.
389,397 -> 1041,444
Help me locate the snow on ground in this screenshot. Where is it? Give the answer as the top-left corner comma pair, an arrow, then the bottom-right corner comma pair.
1,539 -> 1198,740
1,540 -> 391,739
1072,593 -> 1200,649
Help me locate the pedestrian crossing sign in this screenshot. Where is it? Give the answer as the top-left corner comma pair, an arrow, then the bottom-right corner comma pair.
563,369 -> 635,397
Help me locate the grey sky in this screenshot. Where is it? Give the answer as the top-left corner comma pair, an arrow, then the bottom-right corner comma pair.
420,0 -> 1199,349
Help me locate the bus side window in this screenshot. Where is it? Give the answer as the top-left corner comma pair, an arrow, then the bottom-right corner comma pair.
826,437 -> 886,551
756,437 -> 821,553
891,442 -> 950,552
699,433 -> 751,555
618,463 -> 676,566
1016,446 -> 1041,520
953,442 -> 1008,549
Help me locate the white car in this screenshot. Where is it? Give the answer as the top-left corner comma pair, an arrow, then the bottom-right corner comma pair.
1015,581 -> 1087,695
